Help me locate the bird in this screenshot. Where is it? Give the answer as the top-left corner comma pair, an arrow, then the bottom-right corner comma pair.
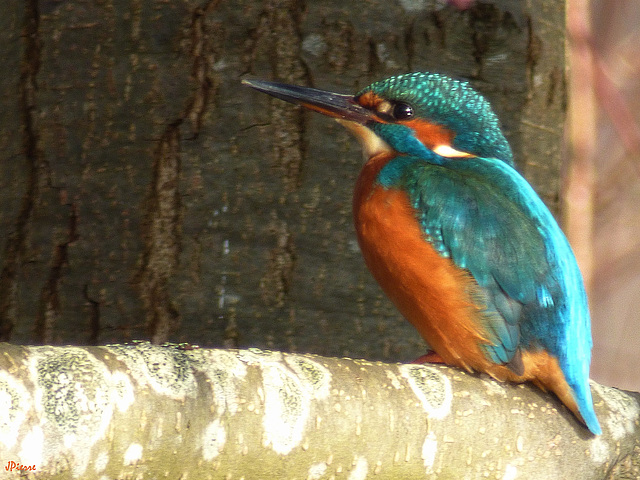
242,72 -> 601,435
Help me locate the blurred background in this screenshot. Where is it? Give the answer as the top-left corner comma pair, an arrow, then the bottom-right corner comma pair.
566,0 -> 640,391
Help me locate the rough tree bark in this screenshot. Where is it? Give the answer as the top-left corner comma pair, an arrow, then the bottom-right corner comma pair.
0,343 -> 638,479
1,0 -> 566,357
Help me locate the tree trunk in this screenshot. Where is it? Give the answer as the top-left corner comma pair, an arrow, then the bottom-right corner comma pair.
0,343 -> 638,479
0,0 -> 566,359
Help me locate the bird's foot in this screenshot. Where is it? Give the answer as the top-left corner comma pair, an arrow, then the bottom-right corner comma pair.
411,351 -> 445,364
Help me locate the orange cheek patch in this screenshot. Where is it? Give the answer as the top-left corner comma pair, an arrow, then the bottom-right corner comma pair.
357,91 -> 383,109
402,119 -> 455,150
355,97 -> 472,157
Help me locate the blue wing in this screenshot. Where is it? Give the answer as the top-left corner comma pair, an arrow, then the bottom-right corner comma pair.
378,154 -> 600,433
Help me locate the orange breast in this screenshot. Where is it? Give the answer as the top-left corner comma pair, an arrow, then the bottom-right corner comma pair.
352,152 -> 583,423
352,152 -> 491,371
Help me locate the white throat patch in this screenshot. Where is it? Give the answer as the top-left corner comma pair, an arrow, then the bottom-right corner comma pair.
336,119 -> 393,160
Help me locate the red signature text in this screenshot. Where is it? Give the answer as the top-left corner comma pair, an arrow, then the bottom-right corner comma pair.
5,461 -> 36,472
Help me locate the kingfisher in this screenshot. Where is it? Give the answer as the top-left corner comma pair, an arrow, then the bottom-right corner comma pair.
242,72 -> 601,435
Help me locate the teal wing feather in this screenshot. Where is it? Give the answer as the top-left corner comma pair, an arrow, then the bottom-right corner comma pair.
377,154 -> 601,434
404,160 -> 548,365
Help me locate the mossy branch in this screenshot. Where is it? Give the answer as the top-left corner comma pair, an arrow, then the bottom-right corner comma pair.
0,342 -> 638,479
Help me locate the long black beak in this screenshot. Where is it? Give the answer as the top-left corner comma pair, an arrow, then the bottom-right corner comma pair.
242,79 -> 374,124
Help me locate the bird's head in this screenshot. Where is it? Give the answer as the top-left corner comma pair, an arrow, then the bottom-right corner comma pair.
243,72 -> 513,166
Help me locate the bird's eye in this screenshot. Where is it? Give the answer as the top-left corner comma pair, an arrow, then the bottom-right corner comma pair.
367,98 -> 414,122
392,102 -> 413,120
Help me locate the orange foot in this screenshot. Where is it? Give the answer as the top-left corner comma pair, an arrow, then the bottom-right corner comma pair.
412,351 -> 446,364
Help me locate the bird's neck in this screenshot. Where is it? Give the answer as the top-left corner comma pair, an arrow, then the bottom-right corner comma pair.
352,151 -> 397,220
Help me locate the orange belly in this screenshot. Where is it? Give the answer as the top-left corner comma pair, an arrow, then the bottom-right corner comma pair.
353,163 -> 491,372
353,153 -> 583,423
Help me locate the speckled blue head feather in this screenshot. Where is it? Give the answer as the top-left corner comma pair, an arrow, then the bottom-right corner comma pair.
357,72 -> 514,165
